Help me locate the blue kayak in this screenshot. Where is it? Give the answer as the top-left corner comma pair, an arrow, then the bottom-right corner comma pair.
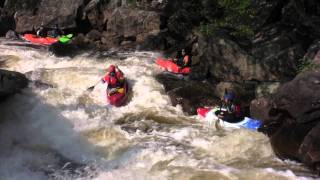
197,107 -> 262,131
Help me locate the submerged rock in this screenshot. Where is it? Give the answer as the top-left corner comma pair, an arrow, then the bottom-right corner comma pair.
0,69 -> 28,101
49,42 -> 82,57
5,29 -> 18,39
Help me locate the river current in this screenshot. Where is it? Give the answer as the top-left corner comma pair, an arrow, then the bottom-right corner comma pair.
0,39 -> 316,180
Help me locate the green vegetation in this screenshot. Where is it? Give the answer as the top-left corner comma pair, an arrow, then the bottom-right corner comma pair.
297,59 -> 320,73
200,0 -> 255,38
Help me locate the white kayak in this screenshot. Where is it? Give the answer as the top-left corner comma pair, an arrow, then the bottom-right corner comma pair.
197,107 -> 262,130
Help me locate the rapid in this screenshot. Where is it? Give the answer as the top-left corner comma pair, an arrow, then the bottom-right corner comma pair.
0,39 -> 316,180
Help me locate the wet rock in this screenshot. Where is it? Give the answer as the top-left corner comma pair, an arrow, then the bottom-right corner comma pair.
30,80 -> 54,90
49,42 -> 81,57
255,82 -> 281,98
257,71 -> 320,173
4,0 -> 84,33
0,69 -> 28,101
298,122 -> 320,170
251,0 -> 287,30
155,73 -> 218,115
71,33 -> 88,46
194,33 -> 304,82
86,29 -> 102,42
101,7 -> 161,48
0,8 -> 14,36
5,29 -> 18,39
250,97 -> 272,122
251,26 -> 305,80
138,32 -> 167,50
302,40 -> 320,65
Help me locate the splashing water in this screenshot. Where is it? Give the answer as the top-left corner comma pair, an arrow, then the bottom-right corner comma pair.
0,39 -> 316,180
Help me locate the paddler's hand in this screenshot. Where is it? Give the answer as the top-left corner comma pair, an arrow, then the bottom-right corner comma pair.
217,111 -> 224,118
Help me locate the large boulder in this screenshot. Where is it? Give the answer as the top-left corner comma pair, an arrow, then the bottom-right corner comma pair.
102,7 -> 161,47
155,73 -> 218,115
4,0 -> 84,33
0,69 -> 28,101
257,71 -> 320,172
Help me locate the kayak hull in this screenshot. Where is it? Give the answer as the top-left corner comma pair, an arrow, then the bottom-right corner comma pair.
23,34 -> 58,45
107,80 -> 129,107
156,58 -> 191,74
197,107 -> 262,130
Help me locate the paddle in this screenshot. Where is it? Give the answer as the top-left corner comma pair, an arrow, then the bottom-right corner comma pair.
66,34 -> 73,38
87,80 -> 101,91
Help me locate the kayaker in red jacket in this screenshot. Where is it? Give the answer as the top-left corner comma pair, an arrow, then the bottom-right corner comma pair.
101,65 -> 125,94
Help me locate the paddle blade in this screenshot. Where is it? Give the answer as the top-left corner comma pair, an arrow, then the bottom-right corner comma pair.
87,86 -> 95,91
66,34 -> 73,38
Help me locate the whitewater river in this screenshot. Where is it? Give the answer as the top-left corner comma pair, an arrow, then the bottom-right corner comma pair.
0,39 -> 316,180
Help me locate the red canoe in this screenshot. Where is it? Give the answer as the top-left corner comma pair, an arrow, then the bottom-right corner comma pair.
107,80 -> 129,107
23,34 -> 58,45
156,58 -> 191,74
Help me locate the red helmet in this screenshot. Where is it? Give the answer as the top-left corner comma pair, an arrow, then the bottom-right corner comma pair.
108,65 -> 116,72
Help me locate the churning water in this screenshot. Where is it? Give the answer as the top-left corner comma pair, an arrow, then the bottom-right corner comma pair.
0,39 -> 316,180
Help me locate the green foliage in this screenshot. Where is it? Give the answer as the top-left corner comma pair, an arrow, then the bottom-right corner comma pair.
297,59 -> 320,73
200,0 -> 255,38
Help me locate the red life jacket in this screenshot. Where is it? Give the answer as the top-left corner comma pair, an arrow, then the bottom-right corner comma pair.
103,70 -> 124,88
103,74 -> 118,87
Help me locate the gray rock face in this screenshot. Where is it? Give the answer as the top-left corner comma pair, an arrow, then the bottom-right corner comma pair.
192,28 -> 305,82
4,0 -> 84,32
102,7 -> 161,47
0,69 -> 28,101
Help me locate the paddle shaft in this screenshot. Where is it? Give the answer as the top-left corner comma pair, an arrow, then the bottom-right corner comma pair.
87,80 -> 101,91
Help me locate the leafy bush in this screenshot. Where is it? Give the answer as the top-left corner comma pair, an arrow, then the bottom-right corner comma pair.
297,59 -> 320,73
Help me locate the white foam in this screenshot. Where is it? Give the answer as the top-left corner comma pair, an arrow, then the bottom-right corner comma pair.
0,39 -> 315,179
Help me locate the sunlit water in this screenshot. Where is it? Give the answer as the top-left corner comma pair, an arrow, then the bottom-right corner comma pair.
0,39 -> 316,180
